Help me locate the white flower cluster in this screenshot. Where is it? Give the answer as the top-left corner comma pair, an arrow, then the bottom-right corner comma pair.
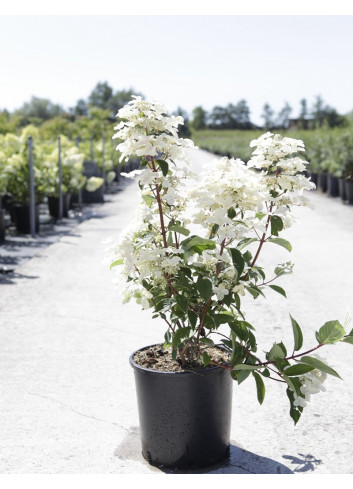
291,356 -> 328,408
112,96 -> 195,163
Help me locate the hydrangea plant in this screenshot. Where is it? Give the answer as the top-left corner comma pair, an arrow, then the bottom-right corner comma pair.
108,97 -> 352,423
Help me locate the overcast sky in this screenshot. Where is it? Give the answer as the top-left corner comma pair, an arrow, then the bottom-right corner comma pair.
1,14 -> 353,125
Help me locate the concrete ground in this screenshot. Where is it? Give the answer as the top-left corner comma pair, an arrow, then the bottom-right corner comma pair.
1,148 -> 353,474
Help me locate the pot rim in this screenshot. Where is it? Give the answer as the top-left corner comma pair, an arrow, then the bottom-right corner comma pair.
129,343 -> 230,376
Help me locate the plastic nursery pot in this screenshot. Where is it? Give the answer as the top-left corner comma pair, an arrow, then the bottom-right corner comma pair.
308,172 -> 318,187
0,209 -> 5,240
129,344 -> 233,470
338,178 -> 347,202
12,203 -> 40,234
327,174 -> 339,197
317,173 -> 328,193
345,180 -> 353,205
48,194 -> 71,219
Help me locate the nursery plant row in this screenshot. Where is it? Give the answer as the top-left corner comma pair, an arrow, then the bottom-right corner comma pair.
0,125 -> 137,239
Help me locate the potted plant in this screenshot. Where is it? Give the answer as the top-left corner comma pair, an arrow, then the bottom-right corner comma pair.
108,97 -> 352,470
2,129 -> 44,234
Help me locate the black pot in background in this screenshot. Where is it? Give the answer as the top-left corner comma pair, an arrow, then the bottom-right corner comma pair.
130,345 -> 233,470
308,172 -> 318,187
48,194 -> 71,219
327,174 -> 339,197
12,203 -> 39,234
0,209 -> 5,240
317,173 -> 328,193
82,185 -> 104,204
345,180 -> 353,204
338,179 -> 347,202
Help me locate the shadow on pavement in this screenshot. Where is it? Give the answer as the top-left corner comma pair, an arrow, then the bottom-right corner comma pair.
114,426 -> 294,474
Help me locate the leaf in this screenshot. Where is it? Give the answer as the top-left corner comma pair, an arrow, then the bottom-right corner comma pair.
169,223 -> 190,236
181,235 -> 216,258
315,320 -> 346,345
110,259 -> 123,270
300,355 -> 342,379
283,375 -> 302,397
212,313 -> 234,326
286,387 -> 302,425
171,327 -> 191,347
200,338 -> 215,348
229,321 -> 249,341
202,352 -> 211,367
268,237 -> 292,252
269,284 -> 287,298
253,371 -> 265,405
175,294 -> 188,312
228,248 -> 245,277
232,364 -> 262,371
196,276 -> 213,301
187,310 -> 198,329
142,194 -> 155,208
156,159 -> 169,176
283,364 -> 315,376
270,215 -> 284,237
237,369 -> 252,385
267,343 -> 286,361
342,336 -> 353,344
290,314 -> 303,351
227,207 -> 236,219
237,237 -> 258,250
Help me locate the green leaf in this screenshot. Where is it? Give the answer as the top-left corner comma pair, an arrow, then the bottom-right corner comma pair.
315,320 -> 346,345
229,322 -> 249,341
175,294 -> 188,312
286,387 -> 302,425
212,313 -> 234,326
269,284 -> 287,298
187,310 -> 198,329
156,159 -> 169,176
110,259 -> 123,270
253,371 -> 265,405
300,355 -> 342,379
290,314 -> 303,351
267,343 -> 286,361
172,327 -> 191,347
270,215 -> 284,237
228,248 -> 245,277
283,375 -> 302,397
202,352 -> 211,367
200,338 -> 215,348
232,364 -> 262,371
237,369 -> 252,385
342,336 -> 353,344
283,364 -> 315,376
181,235 -> 216,258
196,276 -> 213,302
268,237 -> 292,252
227,207 -> 236,219
169,223 -> 190,236
142,194 -> 155,208
237,237 -> 258,250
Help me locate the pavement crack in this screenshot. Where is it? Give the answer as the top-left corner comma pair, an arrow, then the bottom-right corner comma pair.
27,391 -> 129,432
229,463 -> 256,474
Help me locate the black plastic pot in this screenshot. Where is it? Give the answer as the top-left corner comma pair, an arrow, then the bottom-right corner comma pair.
130,344 -> 233,470
317,173 -> 328,193
345,180 -> 353,204
0,209 -> 5,240
12,203 -> 39,234
308,172 -> 318,187
48,194 -> 71,219
82,185 -> 104,204
338,178 -> 347,202
327,174 -> 339,197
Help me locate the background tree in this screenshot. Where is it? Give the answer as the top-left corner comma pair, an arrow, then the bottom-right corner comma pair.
276,102 -> 292,130
14,96 -> 64,124
298,98 -> 308,129
261,103 -> 274,130
191,106 -> 207,130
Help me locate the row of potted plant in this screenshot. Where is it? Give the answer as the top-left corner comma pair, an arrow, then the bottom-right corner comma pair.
0,126 -> 121,236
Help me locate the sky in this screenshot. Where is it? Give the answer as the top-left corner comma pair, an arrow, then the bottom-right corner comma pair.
1,13 -> 353,125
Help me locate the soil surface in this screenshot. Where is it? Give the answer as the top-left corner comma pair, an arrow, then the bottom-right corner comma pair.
132,344 -> 230,372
